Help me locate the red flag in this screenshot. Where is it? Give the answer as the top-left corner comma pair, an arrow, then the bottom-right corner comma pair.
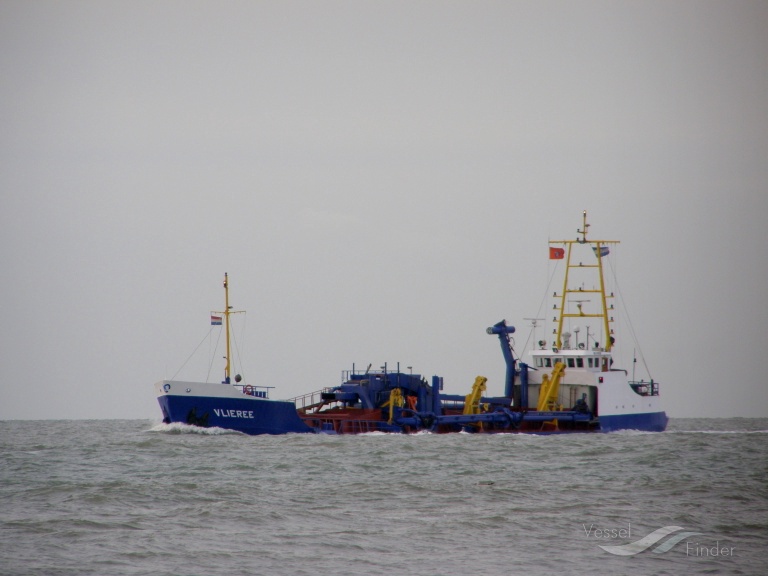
549,247 -> 565,260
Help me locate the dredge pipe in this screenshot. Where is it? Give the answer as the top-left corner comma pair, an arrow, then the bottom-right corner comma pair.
487,320 -> 517,398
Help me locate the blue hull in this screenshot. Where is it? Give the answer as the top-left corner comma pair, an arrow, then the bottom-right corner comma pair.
598,411 -> 668,432
158,394 -> 314,435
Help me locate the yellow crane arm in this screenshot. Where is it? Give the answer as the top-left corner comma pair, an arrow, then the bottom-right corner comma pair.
537,362 -> 565,411
463,376 -> 488,415
384,388 -> 405,424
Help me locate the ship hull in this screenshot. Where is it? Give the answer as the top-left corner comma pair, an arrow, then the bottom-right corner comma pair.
155,380 -> 313,434
156,395 -> 668,435
155,378 -> 669,435
598,411 -> 668,432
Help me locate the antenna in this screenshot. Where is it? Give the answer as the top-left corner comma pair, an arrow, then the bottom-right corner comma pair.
524,317 -> 545,347
577,209 -> 590,243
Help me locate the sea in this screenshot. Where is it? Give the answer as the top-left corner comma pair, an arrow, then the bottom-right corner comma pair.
1,418 -> 766,576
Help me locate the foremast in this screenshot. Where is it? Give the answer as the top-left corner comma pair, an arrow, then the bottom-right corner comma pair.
550,211 -> 619,351
213,272 -> 245,384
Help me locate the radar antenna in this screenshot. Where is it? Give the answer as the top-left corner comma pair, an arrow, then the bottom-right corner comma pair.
569,299 -> 590,316
524,317 -> 545,349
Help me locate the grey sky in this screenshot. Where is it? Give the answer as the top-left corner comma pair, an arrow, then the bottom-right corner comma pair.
1,1 -> 766,420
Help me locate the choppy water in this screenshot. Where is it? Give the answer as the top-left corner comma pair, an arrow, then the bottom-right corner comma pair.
1,418 -> 766,575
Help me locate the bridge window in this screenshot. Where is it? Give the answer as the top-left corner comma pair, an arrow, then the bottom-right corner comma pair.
544,357 -> 552,368
535,357 -> 543,367
567,358 -> 575,368
576,358 -> 584,368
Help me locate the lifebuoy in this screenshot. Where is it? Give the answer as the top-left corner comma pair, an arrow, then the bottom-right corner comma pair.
243,385 -> 254,395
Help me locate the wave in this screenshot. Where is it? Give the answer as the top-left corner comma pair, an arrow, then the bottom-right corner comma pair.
609,429 -> 658,436
666,429 -> 768,435
146,422 -> 245,435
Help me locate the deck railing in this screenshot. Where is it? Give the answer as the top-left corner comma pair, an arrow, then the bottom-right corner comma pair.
291,388 -> 333,410
237,385 -> 274,399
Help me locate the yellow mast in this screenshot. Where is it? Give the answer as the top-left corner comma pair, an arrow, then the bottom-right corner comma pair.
551,211 -> 619,351
214,273 -> 245,383
224,273 -> 232,383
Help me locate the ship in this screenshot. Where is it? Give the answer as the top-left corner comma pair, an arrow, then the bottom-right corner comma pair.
155,212 -> 668,434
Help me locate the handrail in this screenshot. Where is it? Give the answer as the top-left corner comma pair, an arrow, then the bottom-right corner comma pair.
291,388 -> 332,410
238,384 -> 274,399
